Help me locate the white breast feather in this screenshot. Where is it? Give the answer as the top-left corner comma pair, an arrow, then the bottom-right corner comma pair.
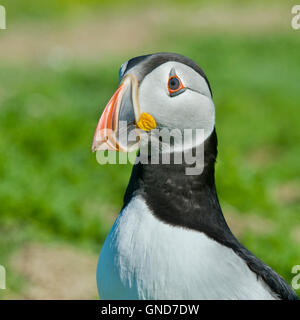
97,196 -> 276,300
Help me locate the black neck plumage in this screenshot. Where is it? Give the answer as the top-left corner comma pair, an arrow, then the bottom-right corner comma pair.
123,128 -> 236,246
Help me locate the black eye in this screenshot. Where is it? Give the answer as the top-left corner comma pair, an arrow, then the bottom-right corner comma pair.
168,77 -> 180,91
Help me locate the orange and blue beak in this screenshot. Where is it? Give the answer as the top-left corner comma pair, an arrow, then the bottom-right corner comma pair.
92,75 -> 141,152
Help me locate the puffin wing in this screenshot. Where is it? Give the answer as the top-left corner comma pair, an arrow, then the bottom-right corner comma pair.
232,242 -> 298,300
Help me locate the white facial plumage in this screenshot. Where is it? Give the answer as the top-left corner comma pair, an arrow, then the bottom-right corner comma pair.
138,61 -> 215,147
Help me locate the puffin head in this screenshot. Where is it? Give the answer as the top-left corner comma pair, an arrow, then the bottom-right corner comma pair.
92,53 -> 215,155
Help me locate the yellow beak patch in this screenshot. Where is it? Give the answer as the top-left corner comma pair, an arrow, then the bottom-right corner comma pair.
136,112 -> 157,131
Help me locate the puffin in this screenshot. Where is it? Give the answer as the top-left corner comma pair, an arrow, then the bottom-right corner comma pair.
92,52 -> 298,300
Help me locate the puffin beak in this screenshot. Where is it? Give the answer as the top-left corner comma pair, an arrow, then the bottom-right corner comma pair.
92,75 -> 141,152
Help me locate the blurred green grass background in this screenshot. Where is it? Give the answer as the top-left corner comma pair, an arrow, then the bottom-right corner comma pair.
0,0 -> 299,299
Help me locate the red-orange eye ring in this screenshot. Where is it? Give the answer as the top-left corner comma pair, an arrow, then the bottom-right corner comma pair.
167,70 -> 185,96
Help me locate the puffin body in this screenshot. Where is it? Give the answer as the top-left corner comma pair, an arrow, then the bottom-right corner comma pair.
93,53 -> 298,300
98,195 -> 274,300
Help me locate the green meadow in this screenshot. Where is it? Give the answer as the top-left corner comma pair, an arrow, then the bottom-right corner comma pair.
0,0 -> 299,298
